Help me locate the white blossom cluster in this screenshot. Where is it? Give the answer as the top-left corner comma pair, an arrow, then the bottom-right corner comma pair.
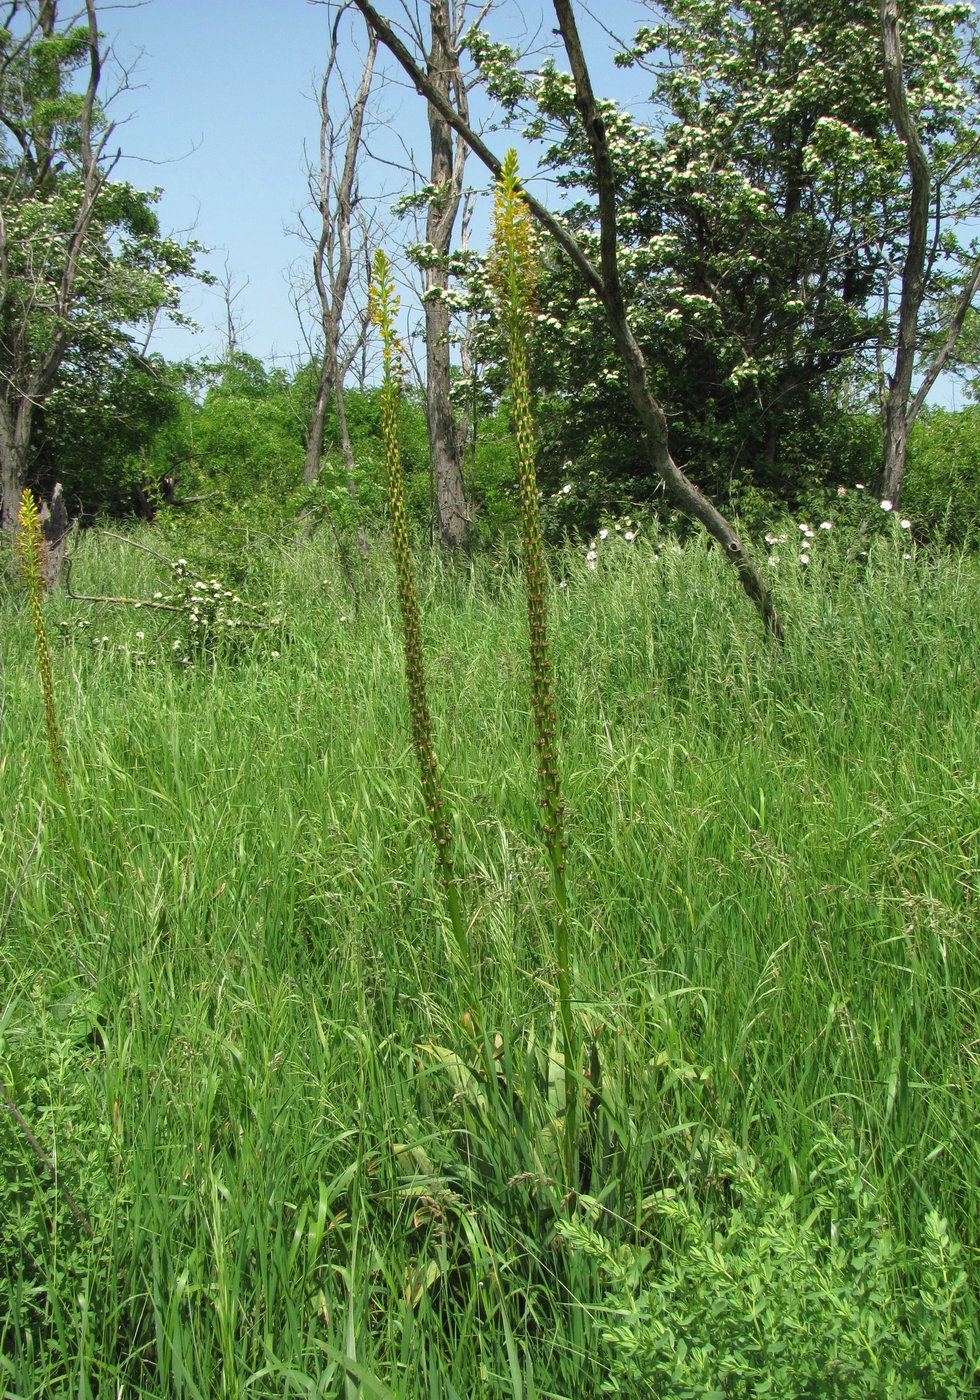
764,485 -> 913,568
166,559 -> 279,668
583,513 -> 650,571
59,558 -> 281,670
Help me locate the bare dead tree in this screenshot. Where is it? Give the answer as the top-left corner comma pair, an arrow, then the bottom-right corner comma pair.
351,0 -> 782,636
878,0 -> 980,505
216,256 -> 252,360
302,6 -> 378,496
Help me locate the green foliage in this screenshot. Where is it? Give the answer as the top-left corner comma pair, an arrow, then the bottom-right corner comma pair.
903,406 -> 980,546
35,355 -> 193,517
183,354 -> 306,505
562,1134 -> 976,1397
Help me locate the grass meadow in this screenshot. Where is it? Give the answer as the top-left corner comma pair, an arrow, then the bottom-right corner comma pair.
2,519 -> 979,1396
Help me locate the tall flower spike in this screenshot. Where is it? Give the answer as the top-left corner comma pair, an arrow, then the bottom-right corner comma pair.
16,489 -> 68,797
490,152 -> 577,1191
369,249 -> 474,993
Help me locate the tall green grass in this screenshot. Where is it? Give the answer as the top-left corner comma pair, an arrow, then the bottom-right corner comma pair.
1,524 -> 978,1395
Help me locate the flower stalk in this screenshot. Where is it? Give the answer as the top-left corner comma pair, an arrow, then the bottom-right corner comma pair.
16,488 -> 85,876
490,151 -> 577,1190
17,490 -> 67,792
369,250 -> 474,993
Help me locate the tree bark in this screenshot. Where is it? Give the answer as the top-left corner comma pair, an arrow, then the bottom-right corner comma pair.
877,0 -> 930,505
0,402 -> 34,532
424,0 -> 469,549
876,0 -> 980,504
351,0 -> 782,635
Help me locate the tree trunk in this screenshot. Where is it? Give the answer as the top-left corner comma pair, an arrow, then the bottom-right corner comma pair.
0,400 -> 34,533
880,393 -> 910,504
425,0 -> 468,549
304,351 -> 335,486
877,0 -> 931,505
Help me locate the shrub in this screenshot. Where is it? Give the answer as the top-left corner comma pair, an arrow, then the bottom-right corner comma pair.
561,1134 -> 977,1397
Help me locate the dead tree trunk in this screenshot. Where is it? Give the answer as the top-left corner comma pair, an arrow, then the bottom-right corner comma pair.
424,0 -> 469,549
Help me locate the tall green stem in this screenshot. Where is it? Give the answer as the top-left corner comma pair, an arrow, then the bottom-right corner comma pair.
490,152 -> 577,1191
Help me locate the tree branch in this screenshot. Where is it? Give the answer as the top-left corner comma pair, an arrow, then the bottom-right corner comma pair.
908,255 -> 980,421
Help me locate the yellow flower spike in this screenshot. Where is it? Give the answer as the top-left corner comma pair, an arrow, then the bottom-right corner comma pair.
370,248 -> 478,1019
16,489 -> 68,797
490,152 -> 578,1193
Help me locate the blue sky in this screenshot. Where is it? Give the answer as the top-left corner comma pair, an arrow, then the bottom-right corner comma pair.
107,0 -> 644,367
110,0 -> 364,364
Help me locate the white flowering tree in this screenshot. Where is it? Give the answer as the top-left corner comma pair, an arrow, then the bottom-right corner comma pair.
510,0 -> 980,509
0,0 -> 200,532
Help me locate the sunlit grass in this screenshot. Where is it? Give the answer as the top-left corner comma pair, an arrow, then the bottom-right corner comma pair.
1,522 -> 978,1395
